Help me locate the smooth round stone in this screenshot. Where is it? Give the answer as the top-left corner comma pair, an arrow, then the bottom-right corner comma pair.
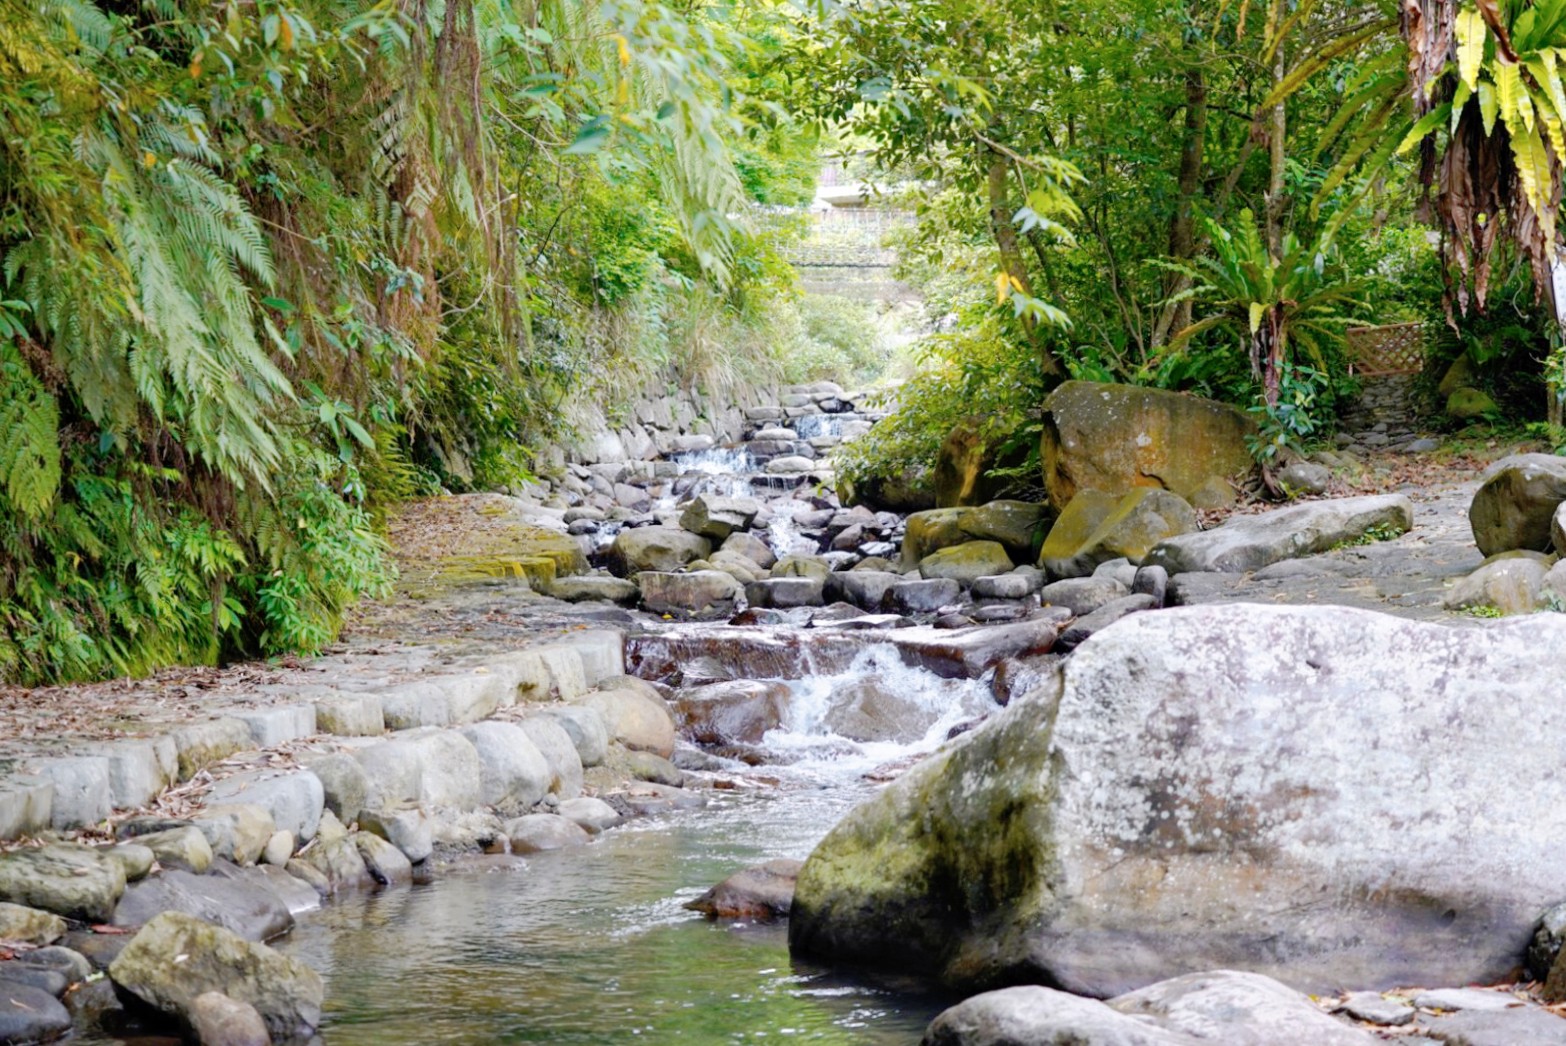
262,830 -> 295,867
0,983 -> 72,1043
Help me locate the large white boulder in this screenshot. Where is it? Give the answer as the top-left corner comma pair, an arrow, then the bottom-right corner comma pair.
791,604 -> 1566,996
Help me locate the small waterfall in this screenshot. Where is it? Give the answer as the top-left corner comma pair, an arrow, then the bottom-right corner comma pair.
671,446 -> 757,475
794,414 -> 850,440
766,500 -> 819,557
763,645 -> 998,778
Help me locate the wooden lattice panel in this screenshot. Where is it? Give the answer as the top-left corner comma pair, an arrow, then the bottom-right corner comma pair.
1346,322 -> 1425,377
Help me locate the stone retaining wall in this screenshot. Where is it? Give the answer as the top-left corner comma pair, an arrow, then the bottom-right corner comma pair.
0,631 -> 625,841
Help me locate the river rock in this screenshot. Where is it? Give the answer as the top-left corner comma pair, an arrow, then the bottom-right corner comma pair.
357,806 -> 433,865
573,687 -> 676,758
297,752 -> 370,826
674,680 -> 792,745
1040,576 -> 1128,615
112,867 -> 293,942
1041,488 -> 1198,578
557,797 -> 622,834
1278,459 -> 1331,495
546,575 -> 641,604
790,604 -> 1566,996
0,903 -> 64,946
923,970 -> 1376,1045
1338,991 -> 1416,1026
505,814 -> 591,854
1040,382 -> 1254,510
189,991 -> 270,1046
292,823 -> 373,895
932,420 -> 1025,508
1427,1006 -> 1566,1045
532,706 -> 609,768
1055,593 -> 1158,651
919,541 -> 1014,585
607,526 -> 711,576
191,804 -> 275,867
904,503 -> 1048,566
893,616 -> 1068,679
766,455 -> 815,474
354,728 -> 484,812
100,842 -> 154,883
517,717 -> 585,799
0,984 -> 71,1045
685,858 -> 803,921
721,531 -> 777,570
1470,454 -> 1566,556
680,495 -> 760,539
708,550 -> 765,584
260,831 -> 294,868
456,722 -> 552,809
638,570 -> 743,620
1444,552 -> 1553,615
745,577 -> 825,609
11,946 -> 91,986
207,769 -> 324,844
1145,494 -> 1413,574
772,555 -> 831,581
823,678 -> 940,743
824,570 -> 901,611
353,831 -> 413,886
882,578 -> 961,614
137,825 -> 214,873
0,845 -> 126,922
110,911 -> 323,1039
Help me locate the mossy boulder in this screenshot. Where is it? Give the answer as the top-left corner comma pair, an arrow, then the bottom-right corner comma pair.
932,417 -> 1028,508
607,527 -> 711,576
1040,381 -> 1254,511
902,502 -> 1049,568
110,911 -> 324,1040
0,844 -> 126,922
1039,488 -> 1198,578
1446,386 -> 1498,421
0,902 -> 66,945
791,604 -> 1566,997
918,541 -> 1015,585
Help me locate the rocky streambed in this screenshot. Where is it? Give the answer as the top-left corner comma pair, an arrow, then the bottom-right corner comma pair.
11,379 -> 1566,1044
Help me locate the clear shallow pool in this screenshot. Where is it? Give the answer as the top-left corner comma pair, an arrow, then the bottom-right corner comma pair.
278,787 -> 953,1044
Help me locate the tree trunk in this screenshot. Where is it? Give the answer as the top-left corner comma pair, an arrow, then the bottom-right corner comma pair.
986,148 -> 1066,383
1151,67 -> 1208,349
1264,43 -> 1288,257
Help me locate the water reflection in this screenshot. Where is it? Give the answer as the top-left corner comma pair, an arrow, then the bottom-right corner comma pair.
278,790 -> 949,1044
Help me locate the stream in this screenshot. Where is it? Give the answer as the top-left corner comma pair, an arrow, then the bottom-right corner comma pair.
275,646 -> 992,1043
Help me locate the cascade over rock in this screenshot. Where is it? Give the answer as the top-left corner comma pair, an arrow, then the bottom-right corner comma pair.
790,604 -> 1566,997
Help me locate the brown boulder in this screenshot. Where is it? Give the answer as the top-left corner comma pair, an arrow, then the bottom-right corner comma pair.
684,859 -> 804,921
933,418 -> 1028,508
673,680 -> 792,745
1040,381 -> 1254,511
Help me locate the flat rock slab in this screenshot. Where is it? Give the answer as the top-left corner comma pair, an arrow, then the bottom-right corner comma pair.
1146,494 -> 1414,575
112,867 -> 294,942
1339,991 -> 1415,1026
1423,1005 -> 1566,1045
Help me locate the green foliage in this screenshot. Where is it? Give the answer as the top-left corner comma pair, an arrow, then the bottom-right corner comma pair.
1245,361 -> 1329,467
1165,209 -> 1365,405
834,308 -> 1042,491
0,0 -> 809,682
777,295 -> 890,385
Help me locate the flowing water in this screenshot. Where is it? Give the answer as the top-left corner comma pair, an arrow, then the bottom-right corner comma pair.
273,649 -> 991,1044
